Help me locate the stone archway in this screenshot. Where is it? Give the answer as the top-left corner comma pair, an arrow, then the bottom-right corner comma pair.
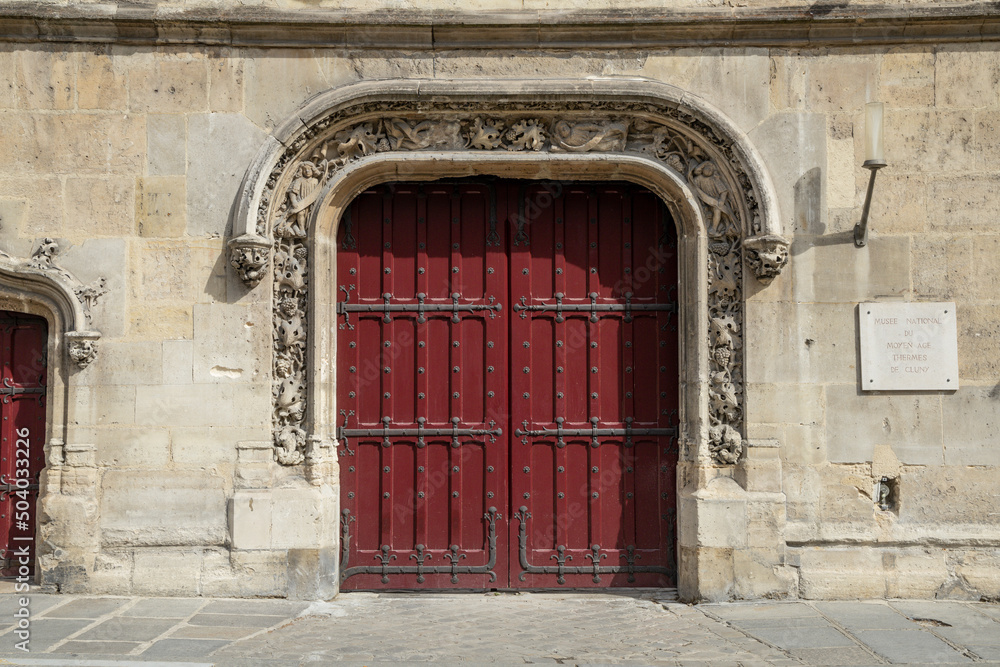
228,78 -> 790,599
0,241 -> 107,591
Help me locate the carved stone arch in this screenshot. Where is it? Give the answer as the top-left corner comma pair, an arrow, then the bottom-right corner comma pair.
229,78 -> 789,470
0,243 -> 103,369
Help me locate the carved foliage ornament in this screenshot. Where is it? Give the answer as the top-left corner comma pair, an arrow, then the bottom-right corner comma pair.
233,105 -> 789,467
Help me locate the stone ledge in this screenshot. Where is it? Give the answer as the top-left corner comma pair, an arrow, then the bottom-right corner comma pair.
1,4 -> 999,48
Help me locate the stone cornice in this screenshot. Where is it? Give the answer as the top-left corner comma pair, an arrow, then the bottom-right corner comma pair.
1,3 -> 999,48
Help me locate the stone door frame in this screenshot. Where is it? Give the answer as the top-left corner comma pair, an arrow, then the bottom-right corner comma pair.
228,78 -> 791,600
0,243 -> 105,590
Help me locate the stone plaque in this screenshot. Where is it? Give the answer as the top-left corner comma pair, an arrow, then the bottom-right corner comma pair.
859,302 -> 959,391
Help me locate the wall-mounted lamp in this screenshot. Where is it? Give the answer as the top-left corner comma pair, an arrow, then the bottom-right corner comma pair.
854,102 -> 888,248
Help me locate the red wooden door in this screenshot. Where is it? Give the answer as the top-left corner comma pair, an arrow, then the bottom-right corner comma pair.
0,312 -> 47,578
337,181 -> 677,590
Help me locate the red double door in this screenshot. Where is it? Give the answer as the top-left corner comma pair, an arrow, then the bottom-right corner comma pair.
337,180 -> 678,589
0,312 -> 47,577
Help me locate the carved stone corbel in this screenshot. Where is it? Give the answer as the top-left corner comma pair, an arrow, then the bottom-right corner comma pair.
65,331 -> 100,368
0,239 -> 106,369
228,233 -> 273,288
743,234 -> 790,284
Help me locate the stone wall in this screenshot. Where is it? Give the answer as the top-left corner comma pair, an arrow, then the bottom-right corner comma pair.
1,15 -> 998,599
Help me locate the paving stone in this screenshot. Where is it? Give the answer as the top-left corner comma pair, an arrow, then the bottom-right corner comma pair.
729,616 -> 833,629
5,618 -> 93,651
702,602 -> 824,621
53,640 -> 143,654
142,638 -> 232,658
188,613 -> 288,628
813,601 -> 917,631
788,646 -> 880,665
853,628 -> 972,664
75,616 -> 180,641
0,595 -> 994,665
171,624 -> 263,639
933,624 -> 1000,646
42,597 -> 130,619
121,597 -> 207,618
0,594 -> 65,619
889,601 -> 994,629
201,599 -> 309,616
966,644 -> 1000,661
970,604 -> 1000,621
739,625 -> 856,649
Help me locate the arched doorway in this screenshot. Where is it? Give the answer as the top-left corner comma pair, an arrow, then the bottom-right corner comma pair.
335,180 -> 678,589
228,78 -> 791,599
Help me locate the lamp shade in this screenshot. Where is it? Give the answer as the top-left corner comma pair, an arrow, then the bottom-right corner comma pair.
865,102 -> 885,163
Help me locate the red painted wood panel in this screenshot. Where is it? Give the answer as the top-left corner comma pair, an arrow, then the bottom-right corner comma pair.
0,312 -> 47,577
338,181 -> 676,590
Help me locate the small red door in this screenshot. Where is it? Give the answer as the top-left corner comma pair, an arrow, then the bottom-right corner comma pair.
0,312 -> 47,578
337,181 -> 677,589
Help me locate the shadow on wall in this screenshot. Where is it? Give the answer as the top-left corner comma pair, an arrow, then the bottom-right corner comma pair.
791,166 -> 855,252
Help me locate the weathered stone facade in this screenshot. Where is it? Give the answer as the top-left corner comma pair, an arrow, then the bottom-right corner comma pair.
0,0 -> 998,601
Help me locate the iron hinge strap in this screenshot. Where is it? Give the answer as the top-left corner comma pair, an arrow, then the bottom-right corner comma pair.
514,417 -> 677,447
0,385 -> 44,396
339,417 -> 503,449
340,507 -> 500,585
513,291 -> 676,322
338,291 -> 501,324
512,508 -> 673,584
0,482 -> 39,501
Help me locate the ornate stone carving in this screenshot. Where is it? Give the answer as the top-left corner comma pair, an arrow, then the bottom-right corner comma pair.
708,424 -> 742,465
237,102 -> 785,466
0,239 -> 106,368
228,234 -> 272,288
67,338 -> 98,368
744,234 -> 790,284
74,278 -> 108,326
550,120 -> 627,152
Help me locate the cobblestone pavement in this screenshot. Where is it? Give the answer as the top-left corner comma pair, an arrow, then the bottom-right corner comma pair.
0,591 -> 996,666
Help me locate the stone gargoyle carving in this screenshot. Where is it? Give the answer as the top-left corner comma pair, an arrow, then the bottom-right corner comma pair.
744,234 -> 790,284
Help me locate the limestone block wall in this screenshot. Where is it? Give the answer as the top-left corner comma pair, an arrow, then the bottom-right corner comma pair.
745,43 -> 1000,600
0,28 -> 997,599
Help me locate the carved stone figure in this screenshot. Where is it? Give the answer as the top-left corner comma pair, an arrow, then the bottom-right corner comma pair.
68,339 -> 98,368
708,424 -> 742,465
386,118 -> 463,150
275,425 -> 305,466
550,120 -> 627,152
692,162 -> 734,238
276,162 -> 324,239
744,234 -> 790,284
229,244 -> 269,289
334,124 -> 382,159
